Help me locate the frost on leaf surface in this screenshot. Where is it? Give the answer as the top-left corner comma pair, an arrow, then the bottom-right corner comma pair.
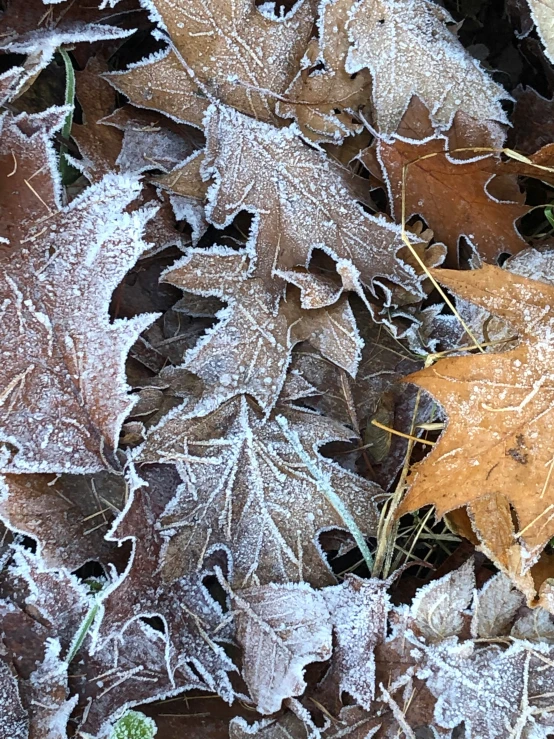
409,558 -> 474,642
93,464 -> 236,699
0,115 -> 158,472
0,660 -> 28,739
106,0 -> 315,129
400,266 -> 554,579
276,0 -> 371,143
204,105 -> 421,299
322,575 -> 389,709
345,0 -> 509,134
233,582 -> 332,714
162,248 -> 362,412
138,396 -> 381,587
527,0 -> 554,64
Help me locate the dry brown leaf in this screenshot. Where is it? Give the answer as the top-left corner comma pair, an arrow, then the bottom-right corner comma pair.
161,248 -> 362,412
371,98 -> 527,266
344,0 -> 509,134
138,396 -> 381,587
106,0 -> 315,129
276,0 -> 371,143
0,660 -> 28,739
511,86 -> 554,155
399,265 -> 554,596
204,105 -> 422,300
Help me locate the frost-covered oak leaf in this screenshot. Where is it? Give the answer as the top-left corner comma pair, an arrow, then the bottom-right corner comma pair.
276,0 -> 372,143
162,248 -> 362,412
204,105 -> 421,300
233,583 -> 333,714
106,0 -> 315,129
399,265 -> 554,569
373,99 -> 527,266
138,396 -> 381,587
94,464 -> 236,698
0,138 -> 158,471
345,0 -> 509,134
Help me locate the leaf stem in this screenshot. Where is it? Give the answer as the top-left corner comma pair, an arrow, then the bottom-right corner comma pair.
276,414 -> 373,571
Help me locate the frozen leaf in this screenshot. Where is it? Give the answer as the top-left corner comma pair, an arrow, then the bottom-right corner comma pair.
0,120 -> 159,472
0,659 -> 28,739
322,575 -> 389,709
204,105 -> 421,299
138,396 -> 381,587
276,0 -> 371,143
233,582 -> 332,714
511,608 -> 554,642
0,472 -> 126,570
409,560 -> 474,642
399,266 -> 554,593
162,248 -> 362,411
230,706 -> 381,738
472,573 -> 523,639
373,99 -> 527,266
93,464 -> 236,698
527,0 -> 554,64
0,0 -> 134,102
345,0 -> 509,134
106,0 -> 315,128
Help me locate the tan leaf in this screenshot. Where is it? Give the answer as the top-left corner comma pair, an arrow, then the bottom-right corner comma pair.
399,265 -> 554,594
106,0 -> 315,128
276,0 -> 371,143
204,105 -> 421,299
233,583 -> 332,714
371,98 -> 527,266
0,113 -> 158,472
138,396 -> 381,586
527,0 -> 554,64
345,0 -> 509,134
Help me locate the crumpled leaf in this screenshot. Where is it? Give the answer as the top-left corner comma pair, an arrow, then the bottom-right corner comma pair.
162,247 -> 363,412
138,396 -> 381,587
0,109 -> 158,472
371,98 -> 527,266
233,582 -> 333,714
471,572 -> 523,639
92,464 -> 236,699
204,105 -> 422,300
399,265 -> 554,603
344,0 -> 509,134
106,0 -> 315,129
276,0 -> 371,143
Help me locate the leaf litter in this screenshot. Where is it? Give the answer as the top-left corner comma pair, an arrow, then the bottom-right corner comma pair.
3,0 -> 554,737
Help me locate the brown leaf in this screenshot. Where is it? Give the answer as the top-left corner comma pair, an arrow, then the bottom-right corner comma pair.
138,396 -> 381,587
276,0 -> 371,143
372,98 -> 527,266
344,0 -> 509,134
233,583 -> 332,714
511,85 -> 554,155
162,248 -> 362,412
106,0 -> 315,128
399,265 -> 554,598
204,105 -> 422,300
0,659 -> 28,739
0,472 -> 126,570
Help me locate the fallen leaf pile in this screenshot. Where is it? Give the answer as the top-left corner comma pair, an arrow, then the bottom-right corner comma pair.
3,0 -> 554,737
